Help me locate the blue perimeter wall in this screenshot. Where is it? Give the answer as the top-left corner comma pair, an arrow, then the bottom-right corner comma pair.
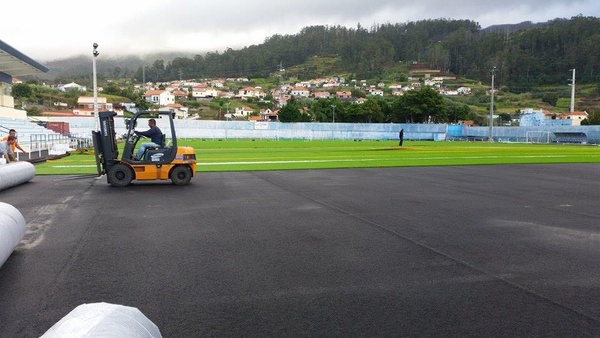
53,117 -> 600,144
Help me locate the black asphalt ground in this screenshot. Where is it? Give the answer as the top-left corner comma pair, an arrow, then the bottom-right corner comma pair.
1,165 -> 600,337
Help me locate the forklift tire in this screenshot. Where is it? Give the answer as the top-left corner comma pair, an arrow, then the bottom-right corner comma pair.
170,165 -> 192,186
108,163 -> 134,187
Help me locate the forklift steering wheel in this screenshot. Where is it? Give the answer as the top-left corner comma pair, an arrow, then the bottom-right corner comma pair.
128,133 -> 139,144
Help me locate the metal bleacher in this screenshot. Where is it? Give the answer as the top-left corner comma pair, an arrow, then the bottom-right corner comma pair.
0,116 -> 75,161
553,132 -> 587,144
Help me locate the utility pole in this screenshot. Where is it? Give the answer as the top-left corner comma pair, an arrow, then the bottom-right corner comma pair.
489,66 -> 496,142
331,104 -> 336,123
92,43 -> 99,130
570,68 -> 576,112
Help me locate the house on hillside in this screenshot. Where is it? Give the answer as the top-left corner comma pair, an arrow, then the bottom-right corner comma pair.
171,89 -> 188,100
336,91 -> 352,99
369,89 -> 384,97
73,96 -> 113,116
457,87 -> 472,95
291,86 -> 310,98
164,103 -> 188,119
192,84 -> 218,99
238,87 -> 266,100
277,95 -> 292,108
313,91 -> 331,99
234,106 -> 254,118
58,82 -> 86,92
143,90 -> 175,106
557,111 -> 588,126
260,108 -> 278,122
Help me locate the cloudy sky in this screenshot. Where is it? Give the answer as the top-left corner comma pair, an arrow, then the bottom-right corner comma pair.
2,0 -> 598,62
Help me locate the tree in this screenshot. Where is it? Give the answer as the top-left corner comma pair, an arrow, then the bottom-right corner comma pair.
278,97 -> 311,122
392,86 -> 446,123
446,101 -> 472,123
581,109 -> 600,125
103,84 -> 121,96
499,113 -> 512,124
135,97 -> 151,111
25,106 -> 42,116
11,83 -> 32,98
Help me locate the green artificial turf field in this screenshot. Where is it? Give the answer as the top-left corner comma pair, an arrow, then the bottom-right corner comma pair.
33,139 -> 600,175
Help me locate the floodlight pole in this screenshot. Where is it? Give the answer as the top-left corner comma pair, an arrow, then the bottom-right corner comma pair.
570,68 -> 576,112
92,43 -> 99,130
489,66 -> 496,142
331,104 -> 336,123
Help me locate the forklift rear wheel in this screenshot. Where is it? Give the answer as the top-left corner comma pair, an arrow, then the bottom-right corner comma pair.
170,166 -> 192,186
108,163 -> 133,187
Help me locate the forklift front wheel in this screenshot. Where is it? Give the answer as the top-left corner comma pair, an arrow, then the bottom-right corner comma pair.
108,163 -> 134,187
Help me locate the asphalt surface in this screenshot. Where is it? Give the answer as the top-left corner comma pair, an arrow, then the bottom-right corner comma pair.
1,165 -> 600,337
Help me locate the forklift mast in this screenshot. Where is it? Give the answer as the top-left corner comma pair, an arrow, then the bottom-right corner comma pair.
92,111 -> 119,176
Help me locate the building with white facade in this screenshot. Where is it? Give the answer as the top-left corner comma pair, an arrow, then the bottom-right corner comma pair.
143,90 -> 175,106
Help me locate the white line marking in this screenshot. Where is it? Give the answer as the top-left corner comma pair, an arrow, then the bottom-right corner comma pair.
50,154 -> 595,168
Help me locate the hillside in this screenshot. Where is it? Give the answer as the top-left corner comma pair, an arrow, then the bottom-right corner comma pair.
19,16 -> 599,123
29,16 -> 599,88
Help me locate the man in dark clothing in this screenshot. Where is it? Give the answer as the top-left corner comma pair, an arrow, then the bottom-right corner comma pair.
134,119 -> 163,160
399,129 -> 404,146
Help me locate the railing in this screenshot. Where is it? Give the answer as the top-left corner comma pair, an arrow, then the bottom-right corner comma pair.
8,133 -> 92,161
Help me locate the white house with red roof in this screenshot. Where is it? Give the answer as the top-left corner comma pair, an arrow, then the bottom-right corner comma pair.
143,90 -> 175,106
559,111 -> 589,126
73,96 -> 113,116
165,103 -> 189,119
313,91 -> 331,99
234,106 -> 254,118
192,84 -> 219,99
336,91 -> 352,99
238,87 -> 266,100
291,86 -> 310,98
171,89 -> 188,100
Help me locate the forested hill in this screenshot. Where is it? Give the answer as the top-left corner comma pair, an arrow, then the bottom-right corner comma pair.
46,16 -> 599,88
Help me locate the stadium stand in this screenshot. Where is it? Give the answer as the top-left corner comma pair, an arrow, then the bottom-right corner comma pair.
0,116 -> 73,161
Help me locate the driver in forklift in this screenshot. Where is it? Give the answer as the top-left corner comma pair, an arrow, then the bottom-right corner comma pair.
134,118 -> 163,160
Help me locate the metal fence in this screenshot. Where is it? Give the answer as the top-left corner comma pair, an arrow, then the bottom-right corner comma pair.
50,116 -> 600,144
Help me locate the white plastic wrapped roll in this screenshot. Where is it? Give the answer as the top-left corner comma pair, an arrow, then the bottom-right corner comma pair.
0,161 -> 35,191
0,202 -> 26,268
41,302 -> 162,338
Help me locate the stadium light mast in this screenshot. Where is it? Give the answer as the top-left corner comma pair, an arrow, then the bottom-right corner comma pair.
570,68 -> 576,112
489,66 -> 497,142
331,104 -> 336,123
92,43 -> 99,130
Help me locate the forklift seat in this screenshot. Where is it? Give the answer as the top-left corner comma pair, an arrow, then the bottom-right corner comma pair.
147,134 -> 166,150
141,134 -> 167,161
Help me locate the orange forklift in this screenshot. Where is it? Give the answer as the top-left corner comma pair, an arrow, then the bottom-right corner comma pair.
92,110 -> 196,187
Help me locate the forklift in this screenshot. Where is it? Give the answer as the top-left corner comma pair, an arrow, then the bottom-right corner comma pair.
92,110 -> 196,187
